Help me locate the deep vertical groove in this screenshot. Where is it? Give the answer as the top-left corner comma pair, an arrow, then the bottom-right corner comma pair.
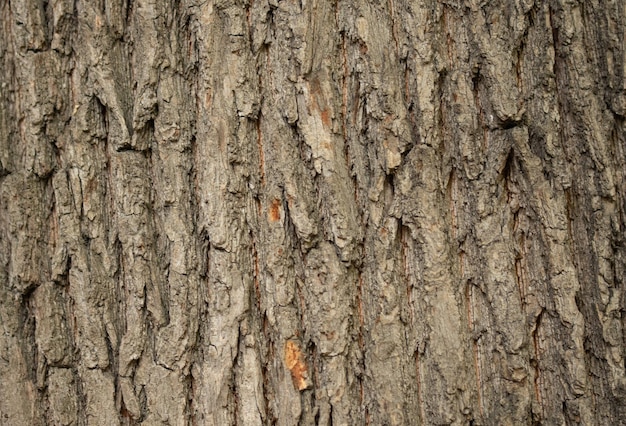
532,309 -> 544,420
466,280 -> 484,419
401,225 -> 412,324
387,0 -> 398,54
415,349 -> 425,425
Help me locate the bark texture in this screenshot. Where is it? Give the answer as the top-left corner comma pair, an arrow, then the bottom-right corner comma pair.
1,0 -> 626,424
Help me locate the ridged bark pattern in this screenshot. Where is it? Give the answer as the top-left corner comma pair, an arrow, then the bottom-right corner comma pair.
1,0 -> 625,424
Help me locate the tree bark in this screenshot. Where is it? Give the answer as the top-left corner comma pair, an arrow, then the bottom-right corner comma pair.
1,0 -> 625,424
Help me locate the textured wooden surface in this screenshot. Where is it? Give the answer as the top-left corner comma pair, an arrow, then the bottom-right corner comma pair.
1,0 -> 625,424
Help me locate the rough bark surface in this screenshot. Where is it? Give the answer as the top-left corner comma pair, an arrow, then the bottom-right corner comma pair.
1,0 -> 626,424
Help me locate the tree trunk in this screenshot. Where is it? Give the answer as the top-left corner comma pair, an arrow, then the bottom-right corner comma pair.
1,0 -> 625,424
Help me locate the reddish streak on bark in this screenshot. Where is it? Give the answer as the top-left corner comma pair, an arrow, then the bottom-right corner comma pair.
415,350 -> 425,424
205,89 -> 212,109
252,241 -> 261,307
341,34 -> 348,139
49,204 -> 59,253
532,322 -> 543,414
388,0 -> 398,53
401,226 -> 413,323
256,119 -> 265,186
443,7 -> 453,65
472,77 -> 488,151
246,0 -> 252,33
448,168 -> 458,241
268,198 -> 281,222
515,259 -> 526,308
357,274 -> 365,347
320,108 -> 331,128
466,279 -> 484,417
120,406 -> 134,420
357,271 -> 367,423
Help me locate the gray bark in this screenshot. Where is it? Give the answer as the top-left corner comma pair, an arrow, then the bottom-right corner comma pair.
1,0 -> 625,424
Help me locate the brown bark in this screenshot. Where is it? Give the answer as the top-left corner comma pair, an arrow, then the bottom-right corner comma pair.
1,0 -> 625,424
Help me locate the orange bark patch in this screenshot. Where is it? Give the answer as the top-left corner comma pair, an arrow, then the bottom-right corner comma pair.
284,340 -> 310,391
268,198 -> 281,222
320,108 -> 331,128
